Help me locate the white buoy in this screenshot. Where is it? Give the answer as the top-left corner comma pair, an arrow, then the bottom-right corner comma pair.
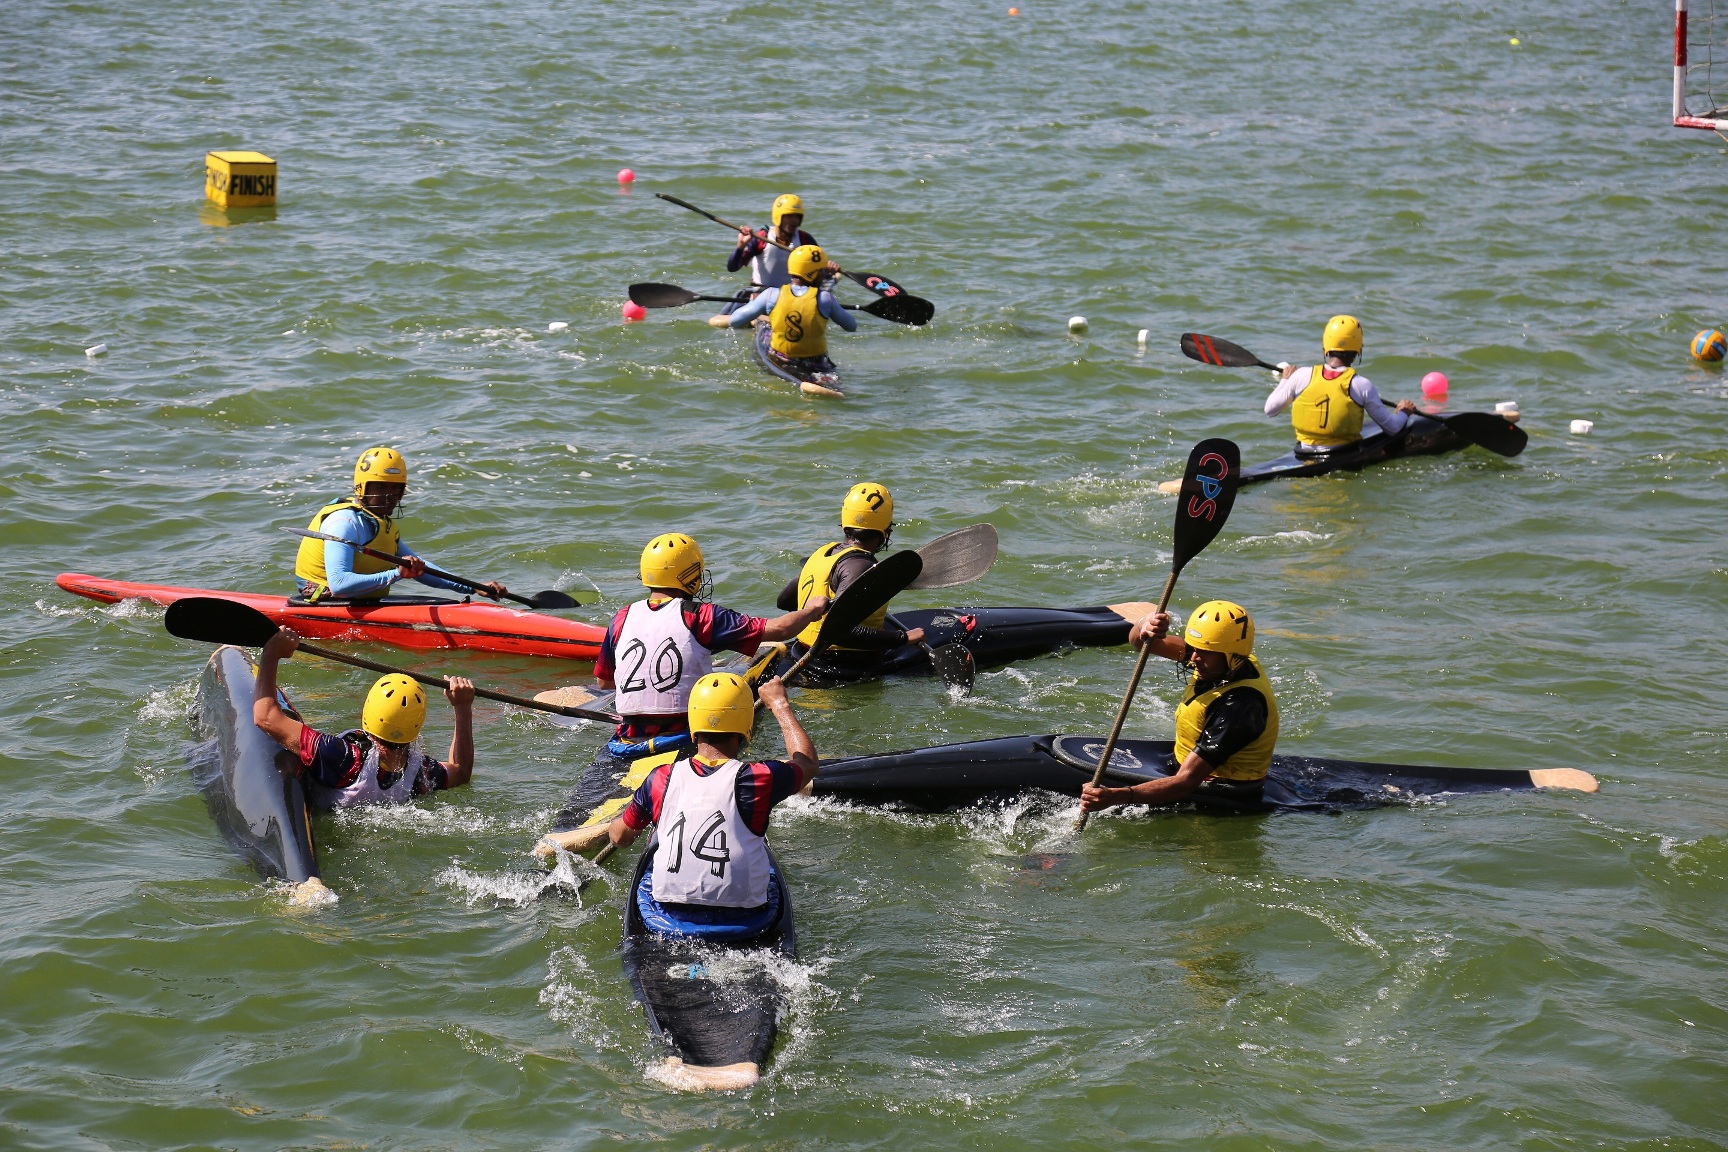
1067,316 -> 1088,334
547,321 -> 569,333
1136,328 -> 1149,346
1495,401 -> 1519,415
85,343 -> 107,358
1569,419 -> 1593,435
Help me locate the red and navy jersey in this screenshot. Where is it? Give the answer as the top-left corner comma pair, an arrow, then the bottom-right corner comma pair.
620,756 -> 805,837
595,596 -> 764,683
295,726 -> 450,796
727,228 -> 817,275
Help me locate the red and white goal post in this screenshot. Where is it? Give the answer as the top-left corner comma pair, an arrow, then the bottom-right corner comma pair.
1676,0 -> 1728,130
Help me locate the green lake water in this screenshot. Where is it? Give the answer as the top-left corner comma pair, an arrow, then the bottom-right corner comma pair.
4,0 -> 1727,1146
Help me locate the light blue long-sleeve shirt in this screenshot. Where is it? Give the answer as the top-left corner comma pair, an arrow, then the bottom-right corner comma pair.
307,507 -> 467,598
724,285 -> 858,332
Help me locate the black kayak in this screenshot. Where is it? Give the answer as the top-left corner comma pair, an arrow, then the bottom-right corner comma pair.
1158,412 -> 1525,493
760,602 -> 1152,686
189,646 -> 328,898
812,733 -> 1597,814
753,322 -> 843,398
622,834 -> 797,1091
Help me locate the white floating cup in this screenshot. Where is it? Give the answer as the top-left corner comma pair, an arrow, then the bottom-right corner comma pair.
547,321 -> 569,333
85,343 -> 107,358
1068,315 -> 1088,334
1569,419 -> 1593,435
1495,401 -> 1519,415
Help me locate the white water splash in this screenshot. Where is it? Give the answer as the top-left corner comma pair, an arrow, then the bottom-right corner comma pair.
435,848 -> 592,907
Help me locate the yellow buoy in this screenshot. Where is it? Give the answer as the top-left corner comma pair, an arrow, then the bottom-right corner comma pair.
205,150 -> 277,208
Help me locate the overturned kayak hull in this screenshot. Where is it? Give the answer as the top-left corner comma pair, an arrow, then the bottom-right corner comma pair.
58,572 -> 603,662
622,836 -> 797,1091
812,733 -> 1596,814
753,322 -> 843,398
191,646 -> 321,883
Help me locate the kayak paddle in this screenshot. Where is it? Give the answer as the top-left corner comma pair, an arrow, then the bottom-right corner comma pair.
628,281 -> 929,327
889,613 -> 976,695
908,523 -> 999,589
1075,438 -> 1241,833
163,597 -> 621,724
772,549 -> 924,688
279,527 -> 596,609
1178,332 -> 1528,458
653,193 -> 936,318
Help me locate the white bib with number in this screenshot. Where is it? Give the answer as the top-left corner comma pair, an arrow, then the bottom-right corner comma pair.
652,757 -> 771,908
613,598 -> 711,716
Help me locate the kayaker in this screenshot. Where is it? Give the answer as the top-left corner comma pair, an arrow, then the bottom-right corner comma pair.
1264,316 -> 1418,454
775,483 -> 926,674
251,628 -> 476,808
291,446 -> 505,603
596,533 -> 830,760
1079,600 -> 1280,813
708,245 -> 857,379
600,673 -> 817,927
724,193 -> 842,303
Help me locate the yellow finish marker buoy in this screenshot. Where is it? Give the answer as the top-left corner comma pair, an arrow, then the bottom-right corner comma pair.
1509,37 -> 1520,46
205,150 -> 277,208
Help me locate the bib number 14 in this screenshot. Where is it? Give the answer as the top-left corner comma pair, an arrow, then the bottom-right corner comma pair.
663,811 -> 732,878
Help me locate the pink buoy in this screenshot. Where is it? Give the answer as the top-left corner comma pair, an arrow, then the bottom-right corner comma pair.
617,167 -> 635,184
1420,371 -> 1449,400
622,301 -> 647,322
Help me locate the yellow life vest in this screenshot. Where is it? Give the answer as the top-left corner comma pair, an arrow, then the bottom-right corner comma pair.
769,284 -> 827,359
794,542 -> 887,647
293,499 -> 401,600
1172,655 -> 1280,782
1290,365 -> 1365,448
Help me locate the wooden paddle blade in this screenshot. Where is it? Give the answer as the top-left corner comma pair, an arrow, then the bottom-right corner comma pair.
1179,332 -> 1275,371
1438,412 -> 1528,458
814,550 -> 924,650
909,523 -> 999,589
1169,438 -> 1241,575
929,643 -> 976,694
628,282 -> 702,309
164,596 -> 280,647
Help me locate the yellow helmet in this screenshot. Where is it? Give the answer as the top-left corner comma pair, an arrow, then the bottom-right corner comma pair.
786,244 -> 826,285
362,674 -> 427,744
840,482 -> 893,532
1322,315 -> 1364,355
352,446 -> 408,495
640,533 -> 705,595
688,672 -> 756,738
771,193 -> 805,225
1182,600 -> 1254,658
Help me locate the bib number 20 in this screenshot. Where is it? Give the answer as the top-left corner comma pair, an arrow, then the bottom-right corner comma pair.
619,637 -> 685,694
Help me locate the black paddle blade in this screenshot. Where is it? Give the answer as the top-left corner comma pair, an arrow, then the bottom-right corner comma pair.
843,268 -> 925,306
815,550 -> 924,650
1437,412 -> 1528,458
1170,438 -> 1241,574
859,293 -> 934,327
525,589 -> 587,610
909,523 -> 999,589
164,596 -> 280,648
628,282 -> 702,309
929,643 -> 976,694
1179,332 -> 1277,371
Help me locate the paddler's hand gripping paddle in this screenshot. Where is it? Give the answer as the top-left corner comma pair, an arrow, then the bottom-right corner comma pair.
163,597 -> 620,724
1075,438 -> 1240,833
279,527 -> 597,609
1177,333 -> 1527,458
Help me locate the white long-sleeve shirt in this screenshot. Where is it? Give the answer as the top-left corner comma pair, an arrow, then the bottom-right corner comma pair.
1264,366 -> 1409,436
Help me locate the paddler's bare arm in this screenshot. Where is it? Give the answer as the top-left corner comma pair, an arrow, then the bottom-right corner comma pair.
1081,750 -> 1212,812
759,595 -> 830,642
1128,611 -> 1187,662
758,677 -> 818,785
253,629 -> 307,749
442,677 -> 475,787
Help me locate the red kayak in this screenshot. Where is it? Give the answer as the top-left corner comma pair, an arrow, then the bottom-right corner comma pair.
57,573 -> 604,662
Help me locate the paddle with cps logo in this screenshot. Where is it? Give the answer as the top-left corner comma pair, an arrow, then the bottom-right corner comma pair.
1074,437 -> 1240,833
